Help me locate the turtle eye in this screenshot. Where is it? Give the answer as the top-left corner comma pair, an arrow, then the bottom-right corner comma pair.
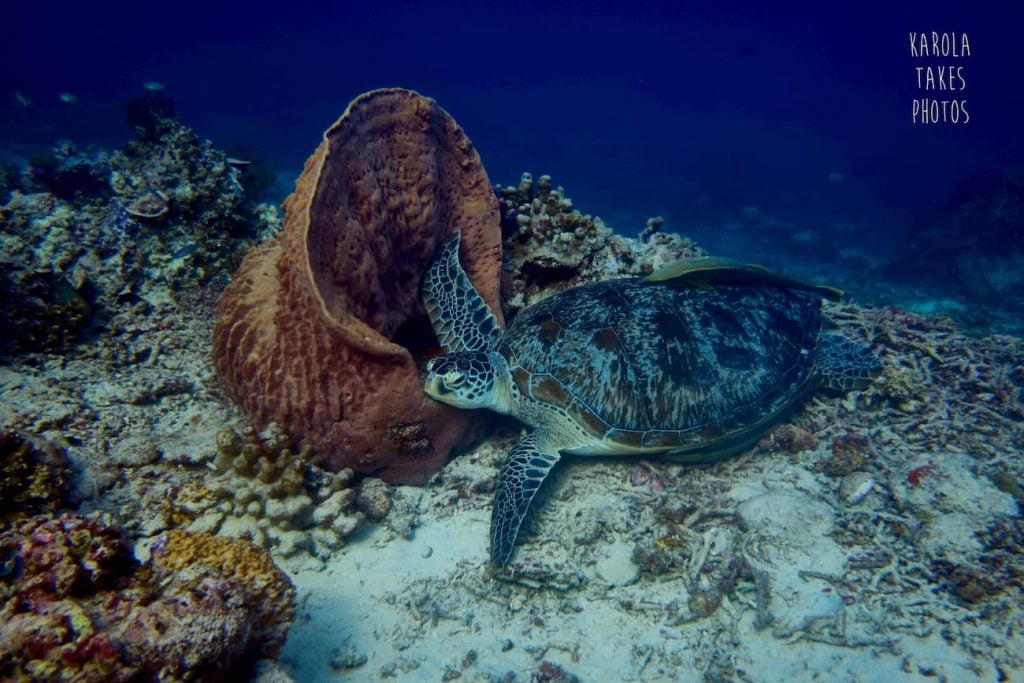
445,371 -> 466,388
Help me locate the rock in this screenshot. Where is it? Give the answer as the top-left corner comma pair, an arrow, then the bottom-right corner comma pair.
357,478 -> 392,521
595,541 -> 640,586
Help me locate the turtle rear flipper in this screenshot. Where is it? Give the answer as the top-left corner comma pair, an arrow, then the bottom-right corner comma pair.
814,334 -> 881,391
423,231 -> 502,353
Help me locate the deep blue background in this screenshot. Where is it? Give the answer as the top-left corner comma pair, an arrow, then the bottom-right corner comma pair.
2,1 -> 1020,254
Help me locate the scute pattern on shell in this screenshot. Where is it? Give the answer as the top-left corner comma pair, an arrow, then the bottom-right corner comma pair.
498,280 -> 823,445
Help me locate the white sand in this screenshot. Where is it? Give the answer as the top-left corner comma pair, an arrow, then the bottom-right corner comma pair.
277,434 -> 1022,682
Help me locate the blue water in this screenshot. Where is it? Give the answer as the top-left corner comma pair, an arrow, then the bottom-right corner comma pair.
1,5 -> 1022,680
2,0 -> 1022,328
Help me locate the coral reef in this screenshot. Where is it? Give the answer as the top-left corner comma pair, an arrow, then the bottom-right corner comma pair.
0,162 -> 14,201
0,104 -> 279,358
149,529 -> 296,659
224,143 -> 278,203
0,513 -> 294,681
163,424 -> 364,557
213,88 -> 503,484
0,193 -> 95,355
4,83 -> 1023,680
497,172 -> 706,313
497,172 -> 613,273
0,431 -> 74,523
638,215 -> 665,242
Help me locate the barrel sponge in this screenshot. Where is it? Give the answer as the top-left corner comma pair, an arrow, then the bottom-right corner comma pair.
213,89 -> 503,484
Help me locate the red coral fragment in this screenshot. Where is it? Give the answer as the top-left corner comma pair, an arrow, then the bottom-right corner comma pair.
907,465 -> 934,487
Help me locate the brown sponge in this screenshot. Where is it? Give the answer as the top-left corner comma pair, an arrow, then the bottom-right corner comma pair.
213,89 -> 502,483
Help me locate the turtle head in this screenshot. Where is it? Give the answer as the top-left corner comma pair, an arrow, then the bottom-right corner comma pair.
424,351 -> 501,410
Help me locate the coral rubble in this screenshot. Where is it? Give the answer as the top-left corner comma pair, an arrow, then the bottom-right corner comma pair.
213,88 -> 503,484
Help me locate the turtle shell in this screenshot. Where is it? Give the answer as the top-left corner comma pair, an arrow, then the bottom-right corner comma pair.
497,278 -> 823,454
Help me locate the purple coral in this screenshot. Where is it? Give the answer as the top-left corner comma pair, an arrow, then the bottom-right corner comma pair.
0,513 -> 295,681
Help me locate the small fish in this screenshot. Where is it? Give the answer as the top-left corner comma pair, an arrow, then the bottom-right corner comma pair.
143,81 -> 166,92
58,92 -> 78,104
13,89 -> 31,107
171,243 -> 198,261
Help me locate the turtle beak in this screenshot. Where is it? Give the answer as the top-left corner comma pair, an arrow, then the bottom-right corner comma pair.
424,372 -> 446,399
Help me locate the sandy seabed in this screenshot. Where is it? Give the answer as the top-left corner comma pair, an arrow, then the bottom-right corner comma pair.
2,293 -> 1022,683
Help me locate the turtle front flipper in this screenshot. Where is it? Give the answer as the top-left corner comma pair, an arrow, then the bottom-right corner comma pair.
491,434 -> 561,566
423,231 -> 502,353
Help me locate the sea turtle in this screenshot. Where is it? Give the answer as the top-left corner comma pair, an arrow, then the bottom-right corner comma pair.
423,232 -> 879,566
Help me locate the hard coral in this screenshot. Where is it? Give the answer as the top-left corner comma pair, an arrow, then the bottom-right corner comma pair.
0,513 -> 295,681
0,431 -> 74,523
213,88 -> 503,484
0,512 -> 136,601
149,529 -> 296,660
497,171 -> 706,313
0,112 -> 277,358
165,424 -> 363,558
0,212 -> 94,356
497,171 -> 612,276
